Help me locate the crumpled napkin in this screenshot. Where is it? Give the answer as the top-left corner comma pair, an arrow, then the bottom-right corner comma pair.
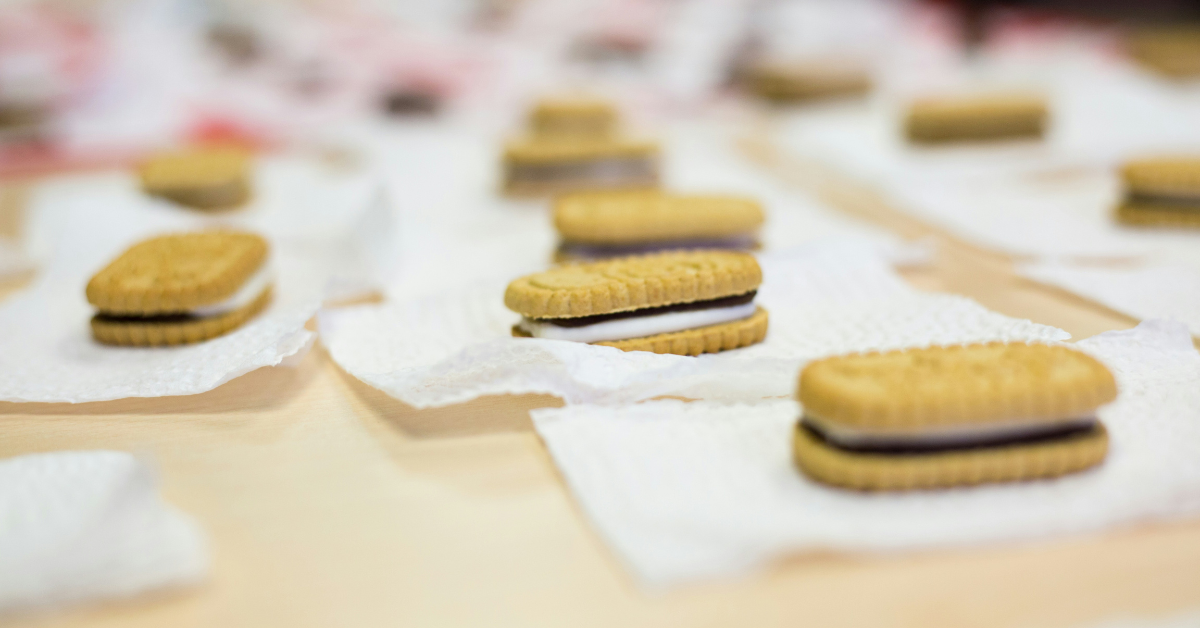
320,239 -> 1064,408
0,450 -> 208,614
531,320 -> 1200,587
0,153 -> 389,402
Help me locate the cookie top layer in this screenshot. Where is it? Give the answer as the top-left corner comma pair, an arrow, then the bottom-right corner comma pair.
554,190 -> 764,244
1122,158 -> 1200,196
798,343 -> 1117,431
505,250 -> 762,319
139,147 -> 250,192
530,98 -> 617,138
87,232 -> 269,315
906,93 -> 1046,125
504,137 -> 659,164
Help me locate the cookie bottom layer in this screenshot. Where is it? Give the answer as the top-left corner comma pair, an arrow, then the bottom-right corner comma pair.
793,420 -> 1108,491
1116,202 -> 1200,228
91,286 -> 272,347
906,120 -> 1045,144
146,177 -> 251,211
513,306 -> 768,356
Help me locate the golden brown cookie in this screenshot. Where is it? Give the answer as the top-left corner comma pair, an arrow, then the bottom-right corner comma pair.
793,420 -> 1109,492
530,97 -> 617,138
87,232 -> 269,315
1116,201 -> 1200,228
1116,158 -> 1200,228
512,306 -> 768,356
905,93 -> 1048,144
1126,27 -> 1200,79
554,190 -> 764,245
139,147 -> 252,210
502,137 -> 660,197
505,250 -> 762,319
91,285 -> 272,347
793,342 -> 1117,491
744,59 -> 872,102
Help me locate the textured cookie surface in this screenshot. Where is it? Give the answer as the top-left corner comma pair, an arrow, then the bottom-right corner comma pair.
905,93 -> 1047,143
1116,202 -> 1200,228
87,232 -> 269,315
505,250 -> 762,319
1121,158 -> 1200,196
530,98 -> 616,138
793,421 -> 1108,491
91,286 -> 272,347
798,343 -> 1117,431
555,190 -> 764,244
140,148 -> 252,209
513,307 -> 768,356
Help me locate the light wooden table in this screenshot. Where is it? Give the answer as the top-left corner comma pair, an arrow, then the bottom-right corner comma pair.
3,131 -> 1199,628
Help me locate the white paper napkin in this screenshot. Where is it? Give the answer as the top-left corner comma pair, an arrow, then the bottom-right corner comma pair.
320,239 -> 1064,408
0,450 -> 208,615
531,319 -> 1200,587
1081,610 -> 1200,628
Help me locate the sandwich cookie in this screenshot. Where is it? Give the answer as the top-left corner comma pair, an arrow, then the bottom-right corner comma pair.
529,97 -> 617,139
1126,27 -> 1200,79
744,58 -> 872,103
794,342 -> 1116,491
502,137 -> 659,197
1116,158 -> 1200,228
140,147 -> 252,210
87,232 -> 272,346
905,92 -> 1048,144
505,250 -> 767,356
553,190 -> 764,261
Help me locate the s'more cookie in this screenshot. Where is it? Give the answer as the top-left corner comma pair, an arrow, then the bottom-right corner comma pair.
745,59 -> 872,103
87,232 -> 272,346
793,343 -> 1116,491
905,93 -> 1048,144
1116,158 -> 1200,228
530,97 -> 617,139
505,250 -> 767,356
502,137 -> 660,197
139,147 -> 252,210
553,190 -> 764,261
1127,27 -> 1200,79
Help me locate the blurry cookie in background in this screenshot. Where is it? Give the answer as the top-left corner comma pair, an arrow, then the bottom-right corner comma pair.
505,250 -> 767,356
139,147 -> 252,211
904,92 -> 1048,144
743,58 -> 872,103
553,189 -> 763,261
87,232 -> 272,346
1126,26 -> 1200,79
529,97 -> 617,139
1117,157 -> 1200,228
502,136 -> 659,197
794,343 -> 1116,491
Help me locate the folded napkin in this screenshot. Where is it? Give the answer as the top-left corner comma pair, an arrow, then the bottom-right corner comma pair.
321,239 -> 1063,408
532,320 -> 1200,587
0,451 -> 207,614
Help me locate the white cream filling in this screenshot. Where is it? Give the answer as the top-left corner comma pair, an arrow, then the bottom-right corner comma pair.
804,414 -> 1097,449
190,264 -> 273,317
518,301 -> 756,344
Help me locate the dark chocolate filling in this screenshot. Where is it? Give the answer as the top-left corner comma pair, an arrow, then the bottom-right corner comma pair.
92,312 -> 206,324
1126,193 -> 1200,211
535,291 -> 756,328
799,418 -> 1098,455
508,157 -> 656,184
557,237 -> 758,259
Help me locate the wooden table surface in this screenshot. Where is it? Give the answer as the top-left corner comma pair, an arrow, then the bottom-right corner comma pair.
3,126 -> 1199,628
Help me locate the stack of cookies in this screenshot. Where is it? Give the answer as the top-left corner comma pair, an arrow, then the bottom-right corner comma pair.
905,92 -> 1048,144
1116,157 -> 1200,228
502,97 -> 659,196
552,190 -> 764,261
